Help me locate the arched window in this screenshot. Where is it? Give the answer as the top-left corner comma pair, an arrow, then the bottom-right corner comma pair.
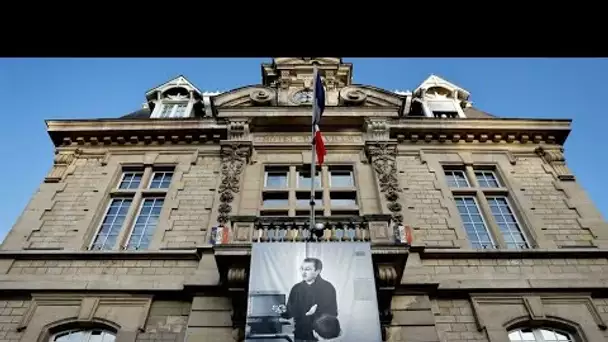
51,328 -> 116,342
508,327 -> 574,342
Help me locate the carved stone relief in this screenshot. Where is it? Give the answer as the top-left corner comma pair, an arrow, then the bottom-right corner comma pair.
340,86 -> 367,105
535,146 -> 574,181
253,134 -> 363,144
228,119 -> 250,141
45,149 -> 80,183
365,143 -> 403,225
217,144 -> 251,225
365,118 -> 390,141
249,88 -> 275,105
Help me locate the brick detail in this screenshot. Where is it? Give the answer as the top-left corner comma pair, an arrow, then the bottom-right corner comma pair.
397,155 -> 457,247
594,298 -> 608,340
136,301 -> 190,342
25,158 -> 105,250
163,156 -> 220,248
404,257 -> 608,289
512,157 -> 595,247
7,259 -> 198,276
0,300 -> 29,342
434,299 -> 488,342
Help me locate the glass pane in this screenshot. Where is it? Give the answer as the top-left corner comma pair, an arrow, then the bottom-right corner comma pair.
266,172 -> 287,188
299,171 -> 321,188
330,171 -> 353,187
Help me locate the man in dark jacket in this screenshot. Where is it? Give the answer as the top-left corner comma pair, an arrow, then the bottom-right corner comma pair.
280,257 -> 338,342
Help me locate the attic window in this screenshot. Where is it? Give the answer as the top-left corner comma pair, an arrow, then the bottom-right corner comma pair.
426,99 -> 461,118
159,103 -> 188,118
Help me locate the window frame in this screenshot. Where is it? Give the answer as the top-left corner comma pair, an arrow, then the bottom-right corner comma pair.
151,100 -> 192,119
260,163 -> 359,217
88,165 -> 174,251
444,164 -> 533,249
507,327 -> 575,342
50,328 -> 116,342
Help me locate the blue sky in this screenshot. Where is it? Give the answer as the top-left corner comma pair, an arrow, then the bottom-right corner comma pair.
0,58 -> 606,243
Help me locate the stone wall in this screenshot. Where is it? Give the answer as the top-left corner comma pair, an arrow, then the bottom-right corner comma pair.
1,148 -> 221,252
0,299 -> 28,342
136,300 -> 190,342
394,149 -> 605,250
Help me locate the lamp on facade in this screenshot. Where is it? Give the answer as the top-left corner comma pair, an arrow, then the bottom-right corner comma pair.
312,222 -> 325,239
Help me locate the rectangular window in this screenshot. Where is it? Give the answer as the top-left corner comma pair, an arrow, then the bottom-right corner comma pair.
261,164 -> 359,217
330,192 -> 357,207
90,166 -> 174,251
119,172 -> 143,190
262,192 -> 289,208
297,166 -> 322,189
159,102 -> 189,118
149,171 -> 173,189
329,166 -> 354,187
125,197 -> 164,250
91,198 -> 132,250
444,170 -> 469,188
296,191 -> 323,207
265,167 -> 289,189
454,196 -> 495,249
444,166 -> 530,249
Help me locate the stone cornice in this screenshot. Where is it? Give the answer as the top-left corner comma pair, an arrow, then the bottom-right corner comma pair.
418,247 -> 608,259
46,118 -> 227,147
217,106 -> 400,118
391,117 -> 572,145
0,249 -> 201,260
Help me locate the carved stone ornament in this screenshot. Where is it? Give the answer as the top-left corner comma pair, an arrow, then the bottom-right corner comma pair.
366,118 -> 390,141
339,86 -> 367,105
218,144 -> 251,224
535,146 -> 574,181
228,119 -> 250,141
44,149 -> 81,183
249,87 -> 275,105
366,143 -> 403,224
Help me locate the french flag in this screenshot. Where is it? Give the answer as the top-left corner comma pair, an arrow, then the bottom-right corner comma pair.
312,69 -> 326,165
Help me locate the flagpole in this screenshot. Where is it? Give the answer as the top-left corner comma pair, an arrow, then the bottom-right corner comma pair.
309,65 -> 318,240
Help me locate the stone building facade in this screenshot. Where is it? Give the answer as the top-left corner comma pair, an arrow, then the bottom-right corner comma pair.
0,57 -> 607,342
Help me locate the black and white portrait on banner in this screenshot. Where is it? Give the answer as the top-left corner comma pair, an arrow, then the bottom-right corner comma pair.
245,242 -> 382,342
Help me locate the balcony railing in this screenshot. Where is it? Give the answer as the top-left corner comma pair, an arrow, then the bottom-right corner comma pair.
225,215 -> 385,243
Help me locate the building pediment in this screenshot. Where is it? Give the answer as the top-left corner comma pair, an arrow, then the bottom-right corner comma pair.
212,83 -> 405,110
340,84 -> 405,108
211,85 -> 277,108
272,57 -> 342,65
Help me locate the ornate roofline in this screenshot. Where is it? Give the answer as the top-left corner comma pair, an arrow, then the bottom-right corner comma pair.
45,117 -> 572,148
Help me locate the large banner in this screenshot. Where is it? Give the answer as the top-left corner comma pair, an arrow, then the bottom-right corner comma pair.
245,242 -> 382,342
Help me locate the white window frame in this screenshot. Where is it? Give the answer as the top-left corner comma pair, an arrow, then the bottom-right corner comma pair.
264,170 -> 289,189
328,169 -> 354,188
151,101 -> 192,118
421,98 -> 466,118
486,195 -> 531,249
296,169 -> 322,189
51,328 -> 116,342
453,195 -> 496,249
474,170 -> 502,188
123,196 -> 165,250
88,197 -> 132,251
508,327 -> 574,342
147,171 -> 174,189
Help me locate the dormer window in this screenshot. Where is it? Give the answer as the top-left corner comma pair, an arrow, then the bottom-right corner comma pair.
412,75 -> 471,119
151,87 -> 192,118
159,103 -> 188,118
426,99 -> 460,118
145,76 -> 206,119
